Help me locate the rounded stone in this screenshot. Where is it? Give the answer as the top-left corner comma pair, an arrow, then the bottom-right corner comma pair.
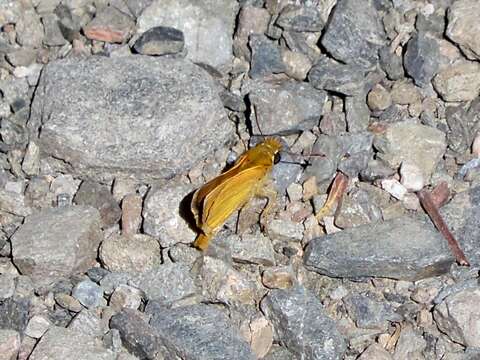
367,84 -> 392,111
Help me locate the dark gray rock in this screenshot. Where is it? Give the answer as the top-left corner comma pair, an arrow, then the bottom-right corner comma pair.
378,47 -> 404,80
133,26 -> 184,56
219,89 -> 247,112
304,216 -> 454,281
0,297 -> 29,334
441,187 -> 480,267
343,293 -> 401,330
72,279 -> 104,309
276,4 -> 324,32
308,56 -> 365,96
416,12 -> 446,35
247,80 -> 326,135
11,206 -> 103,287
249,34 -> 286,79
42,14 -> 68,46
321,0 -> 385,68
54,4 -> 82,42
110,309 -> 166,360
29,56 -> 233,182
149,304 -> 256,360
261,286 -> 346,360
360,159 -> 396,181
271,151 -> 304,196
74,181 -> 121,228
404,32 -> 440,88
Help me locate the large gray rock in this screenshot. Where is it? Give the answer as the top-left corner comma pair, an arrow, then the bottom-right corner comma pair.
304,216 -> 454,281
29,56 -> 233,181
433,61 -> 480,102
321,0 -> 385,68
29,326 -> 115,360
446,0 -> 480,61
11,206 -> 102,286
149,304 -> 256,360
261,286 -> 346,360
137,0 -> 238,69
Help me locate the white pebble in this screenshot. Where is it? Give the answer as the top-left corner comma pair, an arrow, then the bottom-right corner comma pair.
381,178 -> 408,200
400,162 -> 425,191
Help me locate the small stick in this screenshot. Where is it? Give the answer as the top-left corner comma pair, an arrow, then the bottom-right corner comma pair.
316,172 -> 348,222
417,189 -> 470,266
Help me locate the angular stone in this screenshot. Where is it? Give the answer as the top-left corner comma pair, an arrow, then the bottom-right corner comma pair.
281,50 -> 312,81
74,180 -> 121,227
11,206 -> 102,286
29,56 -> 233,181
16,10 -> 44,48
29,326 -> 115,360
0,329 -> 20,360
24,315 -> 51,338
367,84 -> 392,111
0,189 -> 31,217
446,0 -> 480,61
133,26 -> 184,56
247,80 -> 326,135
374,121 -> 446,179
345,92 -> 370,132
42,14 -> 67,46
249,34 -> 286,79
308,56 -> 365,96
262,266 -> 295,289
68,309 -> 106,338
120,194 -> 142,235
149,304 -> 256,360
72,279 -> 104,309
83,6 -> 134,43
129,263 -> 197,305
261,286 -> 346,360
0,0 -> 22,26
109,284 -> 142,311
268,219 -> 303,242
138,0 -> 238,69
100,234 -> 161,273
231,233 -> 275,266
404,32 -> 440,88
142,182 -> 195,247
321,0 -> 385,68
433,61 -> 480,102
0,297 -> 29,335
124,0 -> 153,18
335,188 -> 382,229
0,274 -> 15,300
358,343 -> 393,360
390,81 -> 421,105
276,4 -> 324,32
304,216 -> 454,281
378,47 -> 404,81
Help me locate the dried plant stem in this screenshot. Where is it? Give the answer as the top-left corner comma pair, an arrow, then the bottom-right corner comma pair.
316,172 -> 348,222
417,189 -> 470,266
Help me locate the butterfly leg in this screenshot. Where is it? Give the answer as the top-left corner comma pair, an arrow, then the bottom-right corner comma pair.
255,182 -> 277,230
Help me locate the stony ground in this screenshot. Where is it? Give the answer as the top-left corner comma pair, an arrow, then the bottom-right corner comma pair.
0,0 -> 480,359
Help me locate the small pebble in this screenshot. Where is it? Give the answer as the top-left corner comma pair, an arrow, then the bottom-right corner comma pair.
381,178 -> 408,200
262,267 -> 295,289
72,279 -> 105,309
24,315 -> 51,338
400,161 -> 425,191
367,84 -> 392,111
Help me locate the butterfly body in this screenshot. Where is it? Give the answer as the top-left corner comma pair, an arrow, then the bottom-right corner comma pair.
191,138 -> 283,250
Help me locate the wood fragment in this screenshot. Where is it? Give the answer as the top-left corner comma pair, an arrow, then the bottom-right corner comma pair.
316,172 -> 348,222
417,189 -> 470,266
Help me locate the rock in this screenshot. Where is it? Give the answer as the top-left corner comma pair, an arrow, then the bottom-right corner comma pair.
231,233 -> 275,266
400,161 -> 425,191
133,26 -> 184,56
16,10 -> 44,48
68,308 -> 106,338
0,329 -> 20,360
374,121 -> 446,179
29,56 -> 233,181
248,316 -> 273,359
99,272 -> 132,296
100,234 -> 161,273
394,325 -> 427,359
380,178 -> 407,200
261,285 -> 346,360
308,56 -> 365,96
0,189 -> 31,217
335,188 -> 382,228
367,84 -> 392,111
343,293 -> 400,331
0,297 -> 29,334
276,4 -> 324,32
0,1 -> 22,26
109,284 -> 142,311
110,309 -> 165,359
168,243 -> 201,267
11,206 -> 102,286
83,6 -> 134,43
149,304 -> 256,360
249,34 -> 286,78
120,194 -> 142,235
124,0 -> 153,18
262,266 -> 295,289
434,287 -> 480,347
358,343 -> 392,359
390,82 -> 422,105
433,61 -> 480,102
74,180 -> 122,228
446,0 -> 480,61
142,182 -> 195,247
321,0 -> 385,68
379,47 -> 404,80
0,274 -> 15,300
5,49 -> 37,67
268,219 -> 303,242
247,80 -> 326,135
129,263 -> 197,305
440,187 -> 480,266
233,5 -> 270,60
21,141 -> 40,176
345,93 -> 370,132
72,279 -> 104,309
138,0 -> 238,69
29,326 -> 115,360
281,50 -> 312,81
42,14 -> 67,46
304,216 -> 454,281
24,315 -> 51,338
55,293 -> 83,313
404,32 -> 440,87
